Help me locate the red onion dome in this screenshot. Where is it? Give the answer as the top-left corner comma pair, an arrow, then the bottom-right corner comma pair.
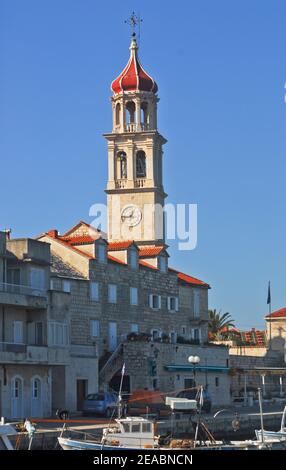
111,36 -> 158,95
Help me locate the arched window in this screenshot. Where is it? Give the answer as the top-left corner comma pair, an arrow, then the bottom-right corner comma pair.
117,151 -> 127,179
141,102 -> 148,127
126,101 -> 135,124
136,151 -> 146,178
32,378 -> 41,399
115,103 -> 121,126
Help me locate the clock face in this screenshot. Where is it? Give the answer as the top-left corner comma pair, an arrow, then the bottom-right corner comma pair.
121,205 -> 142,227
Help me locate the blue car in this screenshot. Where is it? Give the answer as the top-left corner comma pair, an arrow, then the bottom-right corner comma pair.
82,392 -> 118,417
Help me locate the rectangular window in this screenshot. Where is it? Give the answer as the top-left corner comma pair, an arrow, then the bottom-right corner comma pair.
30,267 -> 45,290
130,287 -> 138,305
63,280 -> 71,293
168,296 -> 179,312
49,322 -> 68,346
13,321 -> 23,344
50,279 -> 55,290
149,294 -> 161,310
215,377 -> 219,387
7,268 -> 20,285
90,281 -> 99,301
193,290 -> 200,318
151,329 -> 160,340
35,322 -> 43,345
108,284 -> 117,303
192,328 -> 201,342
90,319 -> 99,338
131,324 -> 139,333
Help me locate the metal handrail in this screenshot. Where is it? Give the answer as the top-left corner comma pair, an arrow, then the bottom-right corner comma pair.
0,282 -> 46,297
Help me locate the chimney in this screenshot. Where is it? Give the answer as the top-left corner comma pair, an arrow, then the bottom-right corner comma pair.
47,229 -> 58,238
3,229 -> 11,240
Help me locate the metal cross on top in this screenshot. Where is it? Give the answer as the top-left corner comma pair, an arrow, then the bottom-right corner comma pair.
125,12 -> 143,37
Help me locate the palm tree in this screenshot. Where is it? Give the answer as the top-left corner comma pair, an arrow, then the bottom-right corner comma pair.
208,309 -> 235,338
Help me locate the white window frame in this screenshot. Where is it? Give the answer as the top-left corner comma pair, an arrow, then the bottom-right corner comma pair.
90,281 -> 99,301
149,294 -> 161,310
63,280 -> 71,293
131,324 -> 139,334
13,321 -> 24,344
30,267 -> 45,290
169,331 -> 177,344
151,329 -> 161,341
108,284 -> 117,304
48,322 -> 69,346
90,319 -> 100,338
167,296 -> 179,312
130,287 -> 138,306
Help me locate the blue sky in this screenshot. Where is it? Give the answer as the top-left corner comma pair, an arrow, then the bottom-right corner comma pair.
1,1 -> 285,329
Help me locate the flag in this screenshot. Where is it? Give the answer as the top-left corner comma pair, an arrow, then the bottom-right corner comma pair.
267,281 -> 271,305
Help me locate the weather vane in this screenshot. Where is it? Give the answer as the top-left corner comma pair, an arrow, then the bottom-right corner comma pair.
125,12 -> 143,38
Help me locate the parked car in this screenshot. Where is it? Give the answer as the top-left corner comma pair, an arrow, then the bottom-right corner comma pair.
176,388 -> 212,413
82,392 -> 118,417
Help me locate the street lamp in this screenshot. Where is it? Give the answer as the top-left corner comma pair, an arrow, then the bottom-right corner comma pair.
188,355 -> 200,386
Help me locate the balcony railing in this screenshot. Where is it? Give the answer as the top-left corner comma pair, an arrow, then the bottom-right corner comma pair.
134,179 -> 145,188
115,179 -> 127,189
124,123 -> 151,133
0,282 -> 46,297
0,342 -> 26,353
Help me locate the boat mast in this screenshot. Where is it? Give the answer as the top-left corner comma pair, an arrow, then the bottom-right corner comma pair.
118,363 -> 126,418
258,387 -> 265,444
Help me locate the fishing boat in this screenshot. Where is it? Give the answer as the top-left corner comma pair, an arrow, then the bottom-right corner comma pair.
255,405 -> 286,443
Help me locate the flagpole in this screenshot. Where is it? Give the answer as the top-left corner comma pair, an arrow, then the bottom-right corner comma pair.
268,281 -> 272,349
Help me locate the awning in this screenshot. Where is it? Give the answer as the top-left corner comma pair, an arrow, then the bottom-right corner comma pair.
165,365 -> 229,373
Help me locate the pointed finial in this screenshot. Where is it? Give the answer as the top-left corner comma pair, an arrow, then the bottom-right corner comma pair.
125,12 -> 143,39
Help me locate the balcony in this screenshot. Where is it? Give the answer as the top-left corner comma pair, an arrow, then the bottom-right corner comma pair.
134,179 -> 146,188
0,282 -> 47,309
123,123 -> 151,133
0,342 -> 69,364
115,179 -> 127,189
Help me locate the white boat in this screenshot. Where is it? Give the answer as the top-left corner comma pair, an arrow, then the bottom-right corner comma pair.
255,405 -> 286,443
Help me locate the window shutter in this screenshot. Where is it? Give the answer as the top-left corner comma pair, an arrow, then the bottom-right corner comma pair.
167,297 -> 171,311
175,297 -> 179,312
149,294 -> 153,308
158,296 -> 161,309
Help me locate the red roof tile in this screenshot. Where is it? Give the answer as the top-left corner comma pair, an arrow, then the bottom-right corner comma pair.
169,268 -> 210,287
61,235 -> 96,245
138,246 -> 165,257
108,241 -> 134,251
266,307 -> 286,319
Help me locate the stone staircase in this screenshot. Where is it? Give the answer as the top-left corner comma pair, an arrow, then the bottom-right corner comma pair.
99,343 -> 124,386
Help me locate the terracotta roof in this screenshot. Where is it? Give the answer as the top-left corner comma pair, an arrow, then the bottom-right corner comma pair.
111,37 -> 158,95
60,235 -> 96,245
108,241 -> 134,251
266,307 -> 286,319
169,268 -> 210,288
138,246 -> 165,257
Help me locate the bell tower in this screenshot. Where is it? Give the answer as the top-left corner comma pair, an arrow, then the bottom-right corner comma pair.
104,30 -> 167,246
